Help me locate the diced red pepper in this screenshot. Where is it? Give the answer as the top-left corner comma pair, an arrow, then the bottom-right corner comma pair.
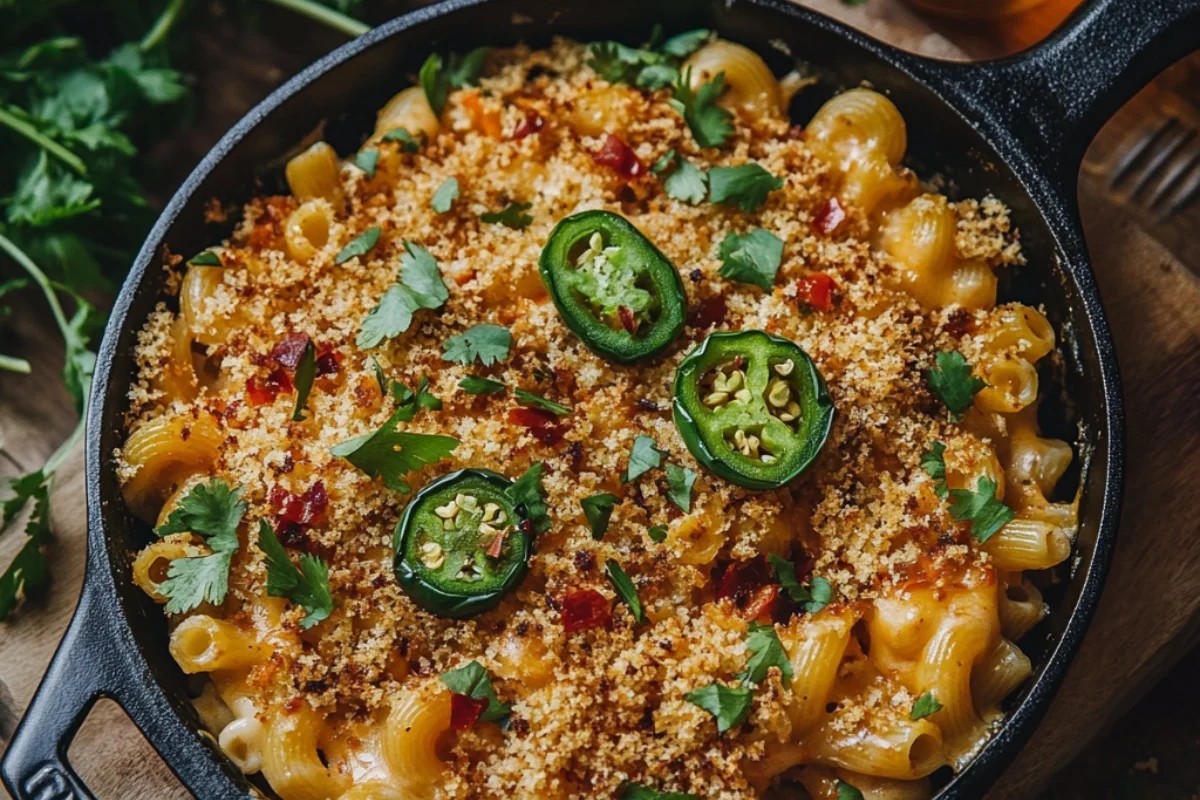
246,368 -> 293,407
592,134 -> 646,179
270,480 -> 329,540
449,693 -> 488,731
561,587 -> 612,634
795,273 -> 836,312
688,295 -> 727,330
508,407 -> 564,446
512,110 -> 545,140
271,333 -> 310,370
315,349 -> 341,377
811,196 -> 847,236
742,584 -> 780,622
716,556 -> 773,610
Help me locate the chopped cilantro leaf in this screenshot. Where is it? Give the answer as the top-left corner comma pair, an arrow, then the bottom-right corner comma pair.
459,375 -> 506,395
740,621 -> 793,687
257,519 -> 333,629
767,554 -> 833,613
335,226 -> 381,265
623,434 -> 662,482
357,241 -> 449,349
920,441 -> 949,499
432,177 -> 460,213
708,164 -> 785,212
506,462 -> 551,534
582,493 -> 620,540
647,525 -> 668,543
910,691 -> 944,720
948,476 -> 1015,543
439,660 -> 511,722
717,228 -> 785,290
330,410 -> 458,494
665,464 -> 696,512
670,67 -> 734,148
155,479 -> 246,614
928,350 -> 987,418
382,127 -> 423,153
652,149 -> 708,204
660,29 -> 711,58
420,48 -> 488,116
837,781 -> 865,800
442,324 -> 512,367
291,339 -> 317,422
188,250 -> 222,266
622,784 -> 697,800
684,682 -> 752,733
606,558 -> 644,624
481,201 -> 533,230
514,388 -> 572,416
354,149 -> 379,178
636,63 -> 680,90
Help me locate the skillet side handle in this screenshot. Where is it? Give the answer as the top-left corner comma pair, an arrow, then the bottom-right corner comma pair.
0,589 -> 114,800
942,0 -> 1200,189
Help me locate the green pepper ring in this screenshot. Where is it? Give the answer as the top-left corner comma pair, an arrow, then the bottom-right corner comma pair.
539,210 -> 687,365
672,330 -> 835,490
393,469 -> 533,618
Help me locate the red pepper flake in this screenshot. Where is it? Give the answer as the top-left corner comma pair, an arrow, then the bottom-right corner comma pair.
688,295 -> 727,330
449,693 -> 488,731
315,349 -> 341,377
795,273 -> 836,312
486,527 -> 508,559
811,196 -> 847,236
742,584 -> 780,622
617,305 -> 637,334
561,587 -> 611,634
512,110 -> 545,140
271,333 -> 311,370
270,481 -> 329,540
245,368 -> 293,406
591,134 -> 646,179
508,407 -> 564,447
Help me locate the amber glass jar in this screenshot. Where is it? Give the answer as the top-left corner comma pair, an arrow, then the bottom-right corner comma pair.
904,0 -> 1051,18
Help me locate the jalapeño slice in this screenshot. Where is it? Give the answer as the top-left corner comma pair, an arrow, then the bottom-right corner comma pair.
394,469 -> 532,618
673,331 -> 835,490
540,210 -> 686,364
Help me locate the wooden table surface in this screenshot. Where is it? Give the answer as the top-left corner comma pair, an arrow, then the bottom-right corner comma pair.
2,1 -> 1199,798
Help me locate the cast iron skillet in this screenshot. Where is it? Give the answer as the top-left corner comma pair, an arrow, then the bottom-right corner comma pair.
4,0 -> 1198,797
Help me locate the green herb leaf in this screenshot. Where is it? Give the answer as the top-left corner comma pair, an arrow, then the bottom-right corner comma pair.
159,552 -> 235,615
514,388 -> 572,416
0,469 -> 51,620
948,476 -> 1015,543
382,126 -> 422,152
459,375 -> 507,395
670,67 -> 734,148
506,462 -> 551,534
920,441 -> 949,499
928,350 -> 987,418
665,464 -> 696,512
767,554 -> 833,613
357,241 -> 449,349
371,356 -> 390,394
389,376 -> 440,420
647,525 -> 668,543
717,228 -> 785,290
442,324 -> 512,367
257,520 -> 333,629
651,149 -> 708,204
587,41 -> 665,85
661,29 -> 711,57
910,691 -> 944,720
684,682 -> 752,733
155,479 -> 246,614
740,621 -> 793,687
636,63 -> 680,90
188,251 -> 222,266
837,781 -> 865,800
330,410 -> 458,494
624,435 -> 662,482
708,164 -> 785,212
606,558 -> 644,623
354,149 -> 379,178
432,177 -> 460,213
416,374 -> 442,411
622,783 -> 697,800
335,226 -> 381,265
291,339 -> 317,422
439,660 -> 512,722
582,493 -> 620,540
481,201 -> 533,230
420,48 -> 489,116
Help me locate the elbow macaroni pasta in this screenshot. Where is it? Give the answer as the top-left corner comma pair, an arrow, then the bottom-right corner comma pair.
117,35 -> 1078,800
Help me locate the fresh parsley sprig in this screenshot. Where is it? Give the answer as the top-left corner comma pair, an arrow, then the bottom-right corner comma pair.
506,462 -> 551,534
357,241 -> 449,349
330,409 -> 458,493
928,350 -> 987,418
257,519 -> 333,629
767,554 -> 833,613
708,164 -> 785,212
441,323 -> 511,367
920,442 -> 1015,542
717,228 -> 785,290
155,479 -> 247,614
670,67 -> 734,148
651,149 -> 707,204
420,48 -> 489,116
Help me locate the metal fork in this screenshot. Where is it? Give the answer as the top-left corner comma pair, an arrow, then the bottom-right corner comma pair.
1108,116 -> 1200,222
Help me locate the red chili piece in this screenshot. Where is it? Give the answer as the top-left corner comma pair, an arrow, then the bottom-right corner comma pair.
591,134 -> 646,179
811,196 -> 847,236
271,333 -> 311,370
742,584 -> 780,622
271,481 -> 329,541
716,556 -> 774,616
687,295 -> 727,330
512,110 -> 545,140
315,349 -> 341,377
245,368 -> 293,406
796,273 -> 836,312
561,587 -> 612,634
508,407 -> 564,446
449,693 -> 489,731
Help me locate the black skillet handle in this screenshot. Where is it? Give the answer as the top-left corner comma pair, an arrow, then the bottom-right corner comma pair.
922,0 -> 1200,191
1,588 -> 118,800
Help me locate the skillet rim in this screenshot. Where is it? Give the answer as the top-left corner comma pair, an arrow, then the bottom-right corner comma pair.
72,0 -> 1125,797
